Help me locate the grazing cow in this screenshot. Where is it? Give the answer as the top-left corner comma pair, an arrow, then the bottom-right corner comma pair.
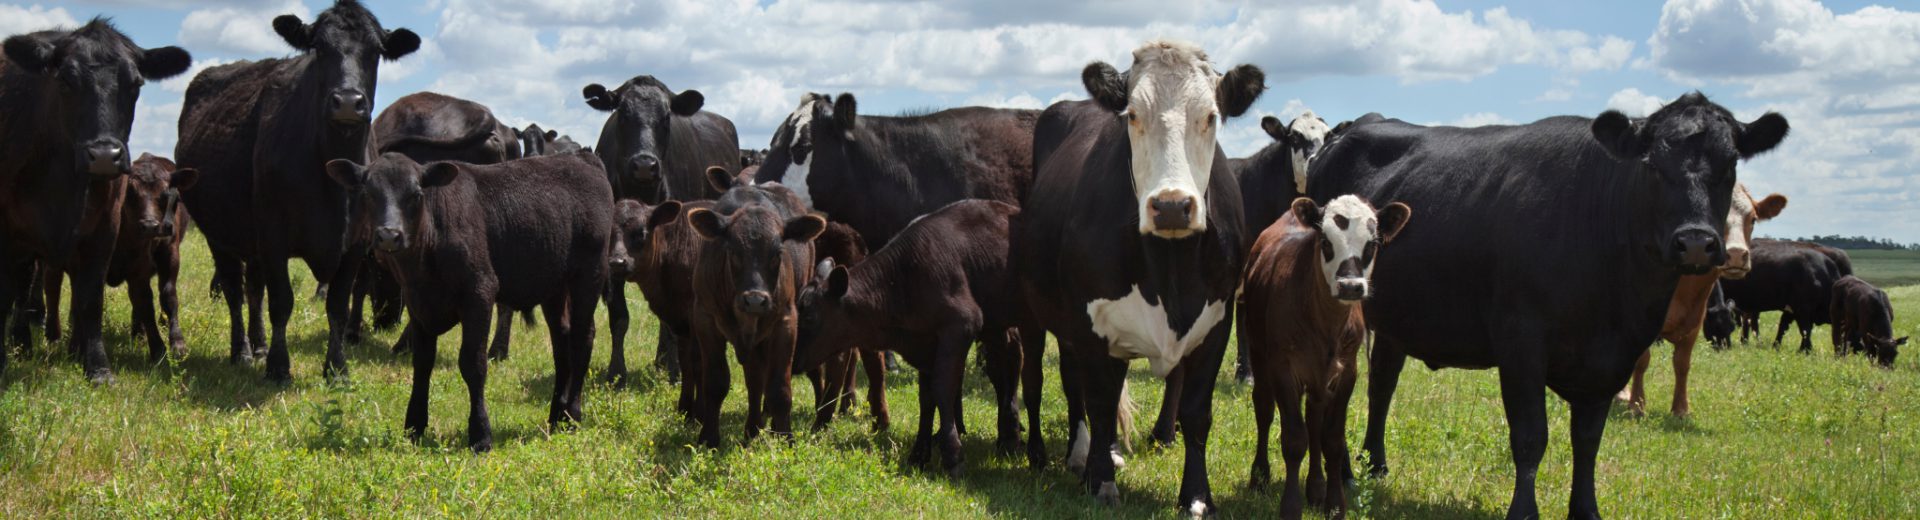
584,75 -> 739,202
1702,283 -> 1738,350
0,19 -> 191,380
1313,92 -> 1789,520
794,200 -> 1025,476
751,94 -> 1038,247
1017,40 -> 1263,514
1719,239 -> 1849,352
1229,111 -> 1331,382
326,151 -> 611,452
175,0 -> 418,381
801,219 -> 890,432
684,185 -> 826,448
1830,275 -> 1905,367
1621,184 -> 1786,417
1242,196 -> 1409,520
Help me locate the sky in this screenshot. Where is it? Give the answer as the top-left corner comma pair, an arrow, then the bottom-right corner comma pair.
6,0 -> 1917,242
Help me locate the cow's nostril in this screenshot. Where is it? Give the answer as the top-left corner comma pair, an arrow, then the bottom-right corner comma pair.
1148,195 -> 1196,231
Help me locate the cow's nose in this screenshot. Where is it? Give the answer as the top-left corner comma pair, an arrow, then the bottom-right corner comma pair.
737,291 -> 773,315
375,226 -> 405,251
631,154 -> 661,178
1671,228 -> 1722,274
137,218 -> 162,233
1335,279 -> 1368,302
86,142 -> 126,176
1722,246 -> 1751,276
1147,194 -> 1195,232
330,90 -> 370,123
608,255 -> 632,276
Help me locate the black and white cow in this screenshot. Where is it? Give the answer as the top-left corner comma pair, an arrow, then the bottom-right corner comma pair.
1311,92 -> 1788,520
1016,39 -> 1262,515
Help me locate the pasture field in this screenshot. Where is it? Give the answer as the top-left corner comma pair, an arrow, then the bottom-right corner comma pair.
2,232 -> 1915,518
1842,248 -> 1920,288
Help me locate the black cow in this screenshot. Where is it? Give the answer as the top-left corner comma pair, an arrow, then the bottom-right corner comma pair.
373,91 -> 519,163
1829,275 -> 1905,366
1311,92 -> 1788,520
752,93 -> 1037,247
326,151 -> 612,452
1016,40 -> 1262,514
584,75 -> 738,203
518,123 -> 585,158
175,0 -> 418,382
1719,239 -> 1849,352
1703,282 -> 1738,350
0,19 -> 191,380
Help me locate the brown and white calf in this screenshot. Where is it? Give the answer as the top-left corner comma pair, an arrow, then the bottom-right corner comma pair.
1621,183 -> 1785,417
1241,195 -> 1409,520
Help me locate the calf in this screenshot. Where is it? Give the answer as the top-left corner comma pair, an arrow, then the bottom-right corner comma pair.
794,200 -> 1025,476
1243,196 -> 1409,520
1703,283 -> 1737,350
107,154 -> 199,362
1830,275 -> 1906,367
326,152 -> 612,452
802,220 -> 890,432
610,197 -> 706,414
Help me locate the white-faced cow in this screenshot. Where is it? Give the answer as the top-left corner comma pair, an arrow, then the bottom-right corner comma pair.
1016,40 -> 1262,514
584,75 -> 739,203
1229,110 -> 1332,383
0,19 -> 191,380
175,0 -> 418,382
1312,92 -> 1789,520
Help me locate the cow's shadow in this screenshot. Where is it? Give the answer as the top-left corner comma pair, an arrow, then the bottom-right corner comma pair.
1359,486 -> 1504,519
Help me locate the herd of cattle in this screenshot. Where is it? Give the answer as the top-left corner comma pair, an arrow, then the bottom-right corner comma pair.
0,2 -> 1911,518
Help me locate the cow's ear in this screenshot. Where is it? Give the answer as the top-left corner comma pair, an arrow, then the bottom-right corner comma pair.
1755,193 -> 1787,220
1217,64 -> 1265,118
421,162 -> 461,188
1895,336 -> 1910,347
1329,120 -> 1353,136
832,93 -> 858,138
138,46 -> 192,80
671,89 -> 705,116
382,28 -> 421,61
826,265 -> 850,300
1738,112 -> 1790,159
583,84 -> 617,111
687,208 -> 725,240
545,130 -> 558,140
2,35 -> 55,73
1590,110 -> 1648,161
272,15 -> 311,51
648,200 -> 682,229
1083,61 -> 1127,112
1376,202 -> 1412,244
815,257 -> 837,280
1290,197 -> 1323,228
168,168 -> 200,191
784,214 -> 827,242
706,166 -> 736,193
1260,116 -> 1286,141
324,159 -> 366,190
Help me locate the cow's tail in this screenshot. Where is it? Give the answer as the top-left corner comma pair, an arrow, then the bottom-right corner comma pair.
1117,379 -> 1137,454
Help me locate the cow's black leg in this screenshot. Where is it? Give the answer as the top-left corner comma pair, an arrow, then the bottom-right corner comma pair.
459,303 -> 493,452
1174,322 -> 1229,516
1233,336 -> 1252,384
1497,357 -> 1548,520
1772,311 -> 1793,349
675,326 -> 701,420
489,305 -> 513,362
321,255 -> 357,381
909,366 -> 937,468
1080,355 -> 1128,505
935,327 -> 970,477
1361,338 -> 1407,477
541,297 -> 575,426
44,268 -> 63,349
655,324 -> 681,382
70,234 -> 115,383
1567,394 -> 1608,520
981,328 -> 1023,456
245,261 -> 267,360
0,246 -> 23,373
128,275 -> 165,363
1795,317 -> 1814,353
211,249 -> 251,364
1020,327 -> 1047,469
739,341 -> 766,445
1152,366 -> 1183,447
603,282 -> 628,383
1059,343 -> 1091,474
695,326 -> 730,448
765,329 -> 796,440
862,347 -> 891,431
347,262 -> 368,345
261,257 -> 295,383
403,323 -> 438,442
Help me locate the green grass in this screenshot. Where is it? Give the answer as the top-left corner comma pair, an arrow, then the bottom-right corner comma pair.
1843,249 -> 1920,288
2,231 -> 1916,518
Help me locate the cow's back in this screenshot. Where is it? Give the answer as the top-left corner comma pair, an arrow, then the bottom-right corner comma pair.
469,152 -> 614,307
663,111 -> 740,201
175,59 -> 281,254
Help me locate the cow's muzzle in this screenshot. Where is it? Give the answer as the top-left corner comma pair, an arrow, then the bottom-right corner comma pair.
84,140 -> 127,177
1145,191 -> 1200,238
375,226 -> 406,253
1670,227 -> 1723,275
736,290 -> 774,315
330,89 -> 371,124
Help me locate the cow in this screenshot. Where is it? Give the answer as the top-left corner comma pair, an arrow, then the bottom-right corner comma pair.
1719,239 -> 1849,352
584,75 -> 739,203
610,197 -> 708,415
1830,275 -> 1905,367
175,0 -> 418,382
1016,40 -> 1263,514
517,123 -> 585,158
1620,184 -> 1786,417
0,19 -> 191,380
1702,282 -> 1737,350
794,200 -> 1025,476
752,93 -> 1038,248
1242,196 -> 1410,520
1229,111 -> 1331,382
1312,92 -> 1788,520
800,219 -> 890,432
739,148 -> 767,169
325,151 -> 612,452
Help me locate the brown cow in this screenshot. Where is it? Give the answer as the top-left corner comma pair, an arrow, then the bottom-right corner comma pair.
1242,195 -> 1410,520
803,220 -> 890,432
1621,183 -> 1785,417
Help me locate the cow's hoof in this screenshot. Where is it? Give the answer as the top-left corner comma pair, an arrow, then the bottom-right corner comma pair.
86,369 -> 115,386
603,369 -> 627,387
264,370 -> 292,386
996,436 -> 1023,456
470,438 -> 493,454
1111,450 -> 1127,470
1095,481 -> 1120,506
488,347 -> 509,362
1249,467 -> 1271,491
1672,407 -> 1691,419
1185,498 -> 1216,518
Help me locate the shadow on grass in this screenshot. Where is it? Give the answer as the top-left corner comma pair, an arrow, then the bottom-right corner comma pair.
1360,484 -> 1503,519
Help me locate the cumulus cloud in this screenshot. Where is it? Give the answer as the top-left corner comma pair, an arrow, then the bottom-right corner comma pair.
176,0 -> 308,56
1605,87 -> 1667,117
0,4 -> 79,35
1428,112 -> 1515,127
1218,3 -> 1635,83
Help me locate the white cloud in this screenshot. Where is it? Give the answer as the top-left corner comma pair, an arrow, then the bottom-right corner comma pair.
177,0 -> 307,56
0,4 -> 79,36
1605,87 -> 1667,117
1218,3 -> 1635,83
1428,112 -> 1515,127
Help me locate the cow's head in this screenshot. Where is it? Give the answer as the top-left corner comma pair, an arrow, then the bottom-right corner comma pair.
516,123 -> 558,157
611,198 -> 680,280
1703,283 -> 1737,349
759,93 -> 849,209
584,75 -> 703,197
273,0 -> 418,125
1084,40 -> 1263,238
1291,195 -> 1411,303
1260,111 -> 1330,192
794,258 -> 855,369
1865,334 -> 1905,368
324,153 -> 453,253
4,19 -> 190,177
1591,92 -> 1788,275
1717,183 -> 1787,278
123,153 -> 197,242
687,203 -> 825,319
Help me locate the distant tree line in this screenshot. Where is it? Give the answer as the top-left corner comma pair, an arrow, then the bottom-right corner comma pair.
1762,234 -> 1920,250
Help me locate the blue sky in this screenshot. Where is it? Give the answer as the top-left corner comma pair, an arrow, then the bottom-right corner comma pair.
7,0 -> 1917,242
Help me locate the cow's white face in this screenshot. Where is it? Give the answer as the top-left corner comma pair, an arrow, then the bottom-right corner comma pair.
1288,112 -> 1330,191
1295,195 -> 1411,303
1084,40 -> 1264,240
1718,183 -> 1786,279
771,95 -> 823,209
